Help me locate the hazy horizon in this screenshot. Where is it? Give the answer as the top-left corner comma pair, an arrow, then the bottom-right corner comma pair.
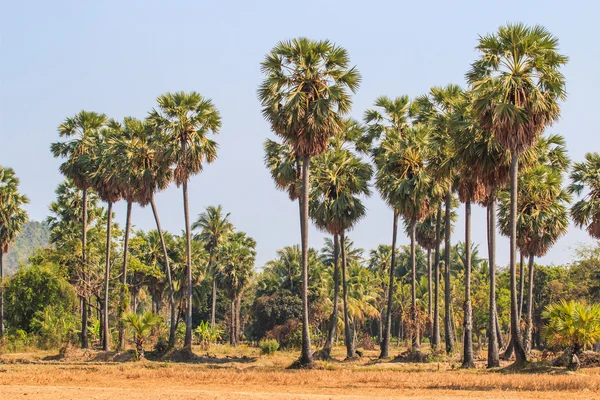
1,0 -> 598,268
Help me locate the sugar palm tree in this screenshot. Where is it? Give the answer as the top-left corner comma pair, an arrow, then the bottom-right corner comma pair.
122,312 -> 161,360
216,231 -> 256,346
362,95 -> 411,358
375,124 -> 432,352
310,139 -> 372,359
258,38 -> 360,367
415,205 -> 438,343
0,166 -> 29,337
366,245 -> 392,345
148,91 -> 222,350
468,23 -> 568,366
51,110 -> 108,348
192,205 -> 234,329
412,85 -> 463,353
569,153 -> 600,239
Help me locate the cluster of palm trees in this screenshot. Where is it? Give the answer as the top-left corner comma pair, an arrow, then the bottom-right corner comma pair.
258,24 -> 575,368
51,93 -> 221,351
0,166 -> 29,338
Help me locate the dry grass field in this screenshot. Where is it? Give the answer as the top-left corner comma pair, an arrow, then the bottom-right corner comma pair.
1,345 -> 599,399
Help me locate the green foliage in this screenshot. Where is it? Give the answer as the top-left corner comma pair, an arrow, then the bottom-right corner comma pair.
4,262 -> 76,333
194,321 -> 223,350
542,300 -> 600,354
259,338 -> 279,355
31,305 -> 80,349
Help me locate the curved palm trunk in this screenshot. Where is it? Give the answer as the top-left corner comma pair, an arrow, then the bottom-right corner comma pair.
525,255 -> 535,353
380,209 -> 399,359
341,231 -> 355,359
81,187 -> 89,349
509,153 -> 527,365
427,248 -> 432,341
444,192 -> 454,354
183,181 -> 193,351
0,249 -> 4,338
118,201 -> 132,350
103,202 -> 113,352
410,219 -> 420,352
487,200 -> 500,367
432,204 -> 442,350
518,252 -> 525,321
299,155 -> 313,366
323,234 -> 340,358
150,197 -> 176,348
461,201 -> 475,368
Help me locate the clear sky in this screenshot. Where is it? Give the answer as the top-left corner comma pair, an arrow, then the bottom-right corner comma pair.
1,0 -> 598,268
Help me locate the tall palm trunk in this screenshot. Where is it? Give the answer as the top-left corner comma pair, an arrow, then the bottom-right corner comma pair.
230,298 -> 236,346
103,202 -> 113,351
461,201 -> 475,368
525,255 -> 535,353
509,153 -> 527,365
444,192 -> 454,354
299,155 -> 313,366
210,252 -> 217,329
410,219 -> 420,352
487,200 -> 500,367
518,252 -> 525,321
81,187 -> 89,349
183,181 -> 193,350
426,248 -> 432,341
341,231 -> 355,359
118,201 -> 132,350
432,204 -> 442,349
236,293 -> 242,344
380,209 -> 399,359
0,249 -> 4,338
150,197 -> 177,348
323,234 -> 340,358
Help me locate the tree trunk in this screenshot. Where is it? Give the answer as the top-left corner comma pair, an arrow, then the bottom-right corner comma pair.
230,298 -> 236,346
509,152 -> 527,365
496,313 -> 504,349
183,181 -> 193,351
518,252 -> 524,322
81,187 -> 89,349
236,293 -> 242,344
432,203 -> 442,350
410,219 -> 420,352
461,201 -> 475,368
380,209 -> 399,359
444,192 -> 454,354
525,255 -> 534,354
323,234 -> 340,358
487,200 -> 500,367
341,230 -> 355,359
150,197 -> 176,348
0,249 -> 4,338
427,248 -> 432,341
210,264 -> 217,329
103,202 -> 113,352
118,200 -> 132,350
299,154 -> 313,367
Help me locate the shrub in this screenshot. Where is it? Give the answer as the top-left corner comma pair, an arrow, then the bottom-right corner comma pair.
194,321 -> 223,350
122,312 -> 161,360
259,338 -> 279,355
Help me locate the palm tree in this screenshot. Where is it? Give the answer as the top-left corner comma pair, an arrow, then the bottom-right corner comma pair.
362,95 -> 411,358
258,38 -> 360,367
148,91 -> 222,350
415,208 -> 438,342
412,86 -> 463,353
366,245 -> 392,345
51,110 -> 108,348
192,205 -> 234,330
122,312 -> 161,360
216,231 -> 256,346
570,153 -> 600,239
468,23 -> 568,366
0,166 -> 29,337
376,124 -> 432,352
310,135 -> 372,359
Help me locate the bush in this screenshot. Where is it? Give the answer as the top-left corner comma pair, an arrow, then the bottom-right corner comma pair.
259,338 -> 279,355
194,321 -> 223,350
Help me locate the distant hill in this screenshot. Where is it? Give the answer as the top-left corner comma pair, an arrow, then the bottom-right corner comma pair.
2,220 -> 50,275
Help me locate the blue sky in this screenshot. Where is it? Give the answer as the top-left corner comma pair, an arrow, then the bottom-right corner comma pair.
1,0 -> 598,268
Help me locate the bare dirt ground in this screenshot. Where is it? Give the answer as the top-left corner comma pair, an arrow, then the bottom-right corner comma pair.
1,346 -> 599,399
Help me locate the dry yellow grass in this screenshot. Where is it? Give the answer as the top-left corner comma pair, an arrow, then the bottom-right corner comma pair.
0,345 -> 598,399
